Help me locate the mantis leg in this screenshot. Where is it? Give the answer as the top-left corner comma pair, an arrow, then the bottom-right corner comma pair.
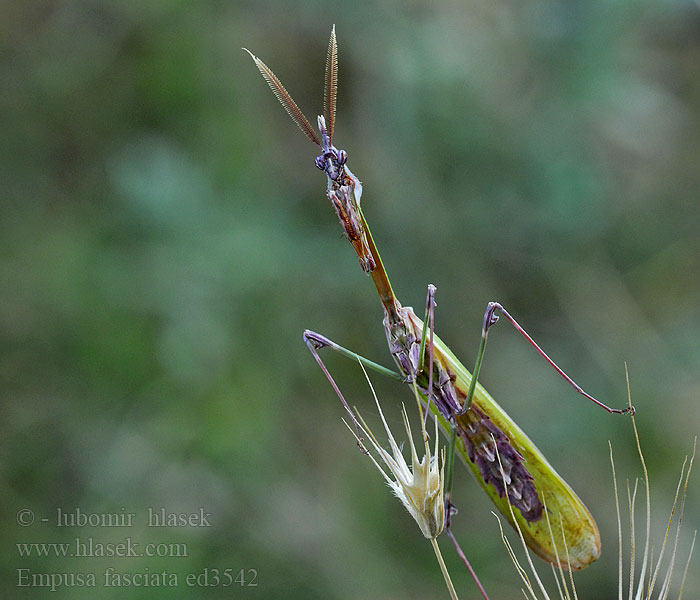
305,324 -> 490,598
440,297 -> 632,578
418,286 -> 489,599
303,330 -> 402,381
303,329 -> 402,443
417,284 -> 437,424
457,301 -> 635,416
445,302 -> 634,530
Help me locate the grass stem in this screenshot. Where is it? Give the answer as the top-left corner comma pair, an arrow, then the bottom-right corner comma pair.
431,536 -> 460,600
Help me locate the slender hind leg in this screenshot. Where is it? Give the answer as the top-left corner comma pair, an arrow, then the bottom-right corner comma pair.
303,330 -> 402,445
458,302 -> 635,416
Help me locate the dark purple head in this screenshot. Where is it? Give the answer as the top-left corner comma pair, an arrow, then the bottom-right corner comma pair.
315,115 -> 348,182
314,147 -> 348,181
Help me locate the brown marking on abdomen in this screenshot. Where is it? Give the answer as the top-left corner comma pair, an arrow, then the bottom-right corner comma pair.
456,405 -> 544,523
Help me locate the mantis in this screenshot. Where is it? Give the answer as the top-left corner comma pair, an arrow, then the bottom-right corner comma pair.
245,26 -> 633,571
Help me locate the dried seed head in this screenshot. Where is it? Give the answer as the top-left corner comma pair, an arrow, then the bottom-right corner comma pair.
345,369 -> 446,539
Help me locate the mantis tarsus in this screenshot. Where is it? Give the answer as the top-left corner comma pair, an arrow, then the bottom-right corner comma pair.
245,26 -> 633,571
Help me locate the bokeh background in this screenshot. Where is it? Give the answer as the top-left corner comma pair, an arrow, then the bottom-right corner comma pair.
2,1 -> 699,598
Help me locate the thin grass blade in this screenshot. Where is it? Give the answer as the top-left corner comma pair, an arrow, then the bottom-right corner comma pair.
610,442 -> 624,600
543,495 -> 573,600
659,439 -> 696,600
550,564 -> 567,600
647,457 -> 687,597
626,367 -> 651,600
493,434 -> 552,600
628,479 -> 637,600
677,529 -> 696,600
492,512 -> 538,600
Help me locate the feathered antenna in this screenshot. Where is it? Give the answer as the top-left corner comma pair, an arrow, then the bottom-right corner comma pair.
323,25 -> 338,142
243,48 -> 320,146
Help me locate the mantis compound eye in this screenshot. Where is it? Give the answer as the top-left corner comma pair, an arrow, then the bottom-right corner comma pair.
337,149 -> 347,165
315,156 -> 325,170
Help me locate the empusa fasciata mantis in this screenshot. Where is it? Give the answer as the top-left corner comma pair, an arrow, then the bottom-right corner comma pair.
245,26 -> 633,571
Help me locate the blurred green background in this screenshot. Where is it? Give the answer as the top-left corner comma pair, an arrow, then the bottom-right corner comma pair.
2,0 -> 699,598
